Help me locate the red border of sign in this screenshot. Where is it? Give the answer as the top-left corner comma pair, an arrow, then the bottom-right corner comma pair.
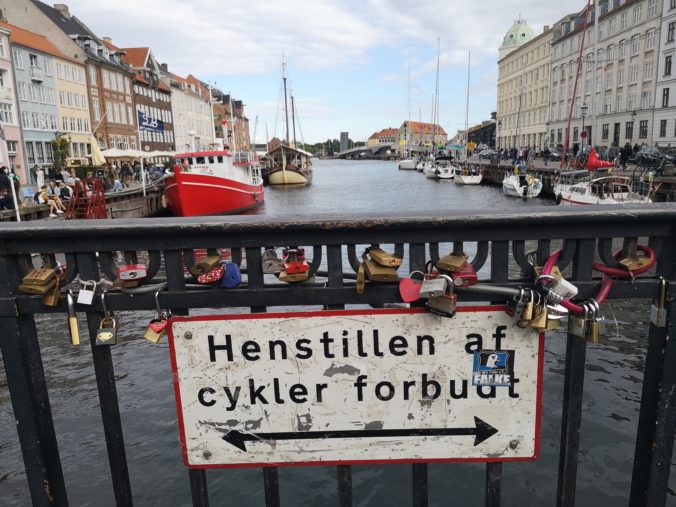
167,307 -> 544,469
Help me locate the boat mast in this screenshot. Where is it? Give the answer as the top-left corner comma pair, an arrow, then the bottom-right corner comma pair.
208,82 -> 217,146
228,92 -> 237,151
283,58 -> 290,145
290,88 -> 297,149
464,51 -> 470,161
433,37 -> 440,154
406,65 -> 411,158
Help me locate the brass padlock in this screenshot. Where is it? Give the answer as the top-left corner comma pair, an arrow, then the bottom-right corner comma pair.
66,290 -> 79,346
533,265 -> 562,279
528,304 -> 548,330
618,255 -> 651,271
22,267 -> 57,285
42,276 -> 61,307
437,253 -> 468,272
19,277 -> 57,295
425,276 -> 457,317
262,249 -> 283,274
569,313 -> 587,339
144,315 -> 169,343
190,256 -> 222,276
279,269 -> 310,283
96,316 -> 118,346
356,263 -> 365,294
369,248 -> 402,267
363,259 -> 398,282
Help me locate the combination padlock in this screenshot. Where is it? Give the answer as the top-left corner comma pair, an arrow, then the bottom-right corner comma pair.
425,276 -> 457,317
262,249 -> 283,274
96,316 -> 118,346
221,263 -> 242,288
77,280 -> 97,305
436,253 -> 468,272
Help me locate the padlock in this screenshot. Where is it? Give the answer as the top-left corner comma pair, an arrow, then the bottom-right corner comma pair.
585,314 -> 600,343
144,314 -> 169,343
425,276 -> 457,317
437,253 -> 468,272
221,263 -> 242,288
42,275 -> 61,307
537,274 -> 578,300
419,273 -> 449,298
521,290 -> 535,321
279,269 -> 310,283
284,260 -> 310,275
363,259 -> 398,282
197,264 -> 225,284
356,263 -> 365,294
22,267 -> 57,285
533,265 -> 562,279
450,263 -> 478,287
66,290 -> 79,346
117,263 -> 148,281
262,249 -> 283,274
650,278 -> 668,327
569,313 -> 587,339
528,304 -> 548,330
618,256 -> 652,271
96,316 -> 118,346
190,256 -> 222,276
506,289 -> 526,322
369,248 -> 402,267
399,271 -> 424,302
77,280 -> 97,305
19,277 -> 57,295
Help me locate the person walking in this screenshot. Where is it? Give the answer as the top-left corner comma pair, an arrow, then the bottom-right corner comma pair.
543,147 -> 551,166
619,143 -> 633,171
35,165 -> 45,189
29,164 -> 37,185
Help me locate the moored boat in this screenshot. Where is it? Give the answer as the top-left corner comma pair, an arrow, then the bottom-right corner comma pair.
398,158 -> 417,170
503,168 -> 542,199
424,163 -> 454,179
554,171 -> 653,205
164,150 -> 264,217
454,164 -> 483,185
267,142 -> 313,185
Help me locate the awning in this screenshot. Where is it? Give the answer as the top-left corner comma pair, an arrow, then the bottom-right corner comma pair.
90,137 -> 106,166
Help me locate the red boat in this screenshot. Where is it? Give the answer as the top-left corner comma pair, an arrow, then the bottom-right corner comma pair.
164,150 -> 264,217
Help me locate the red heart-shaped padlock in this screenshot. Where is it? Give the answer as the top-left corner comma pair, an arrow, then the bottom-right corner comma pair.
399,278 -> 422,303
149,319 -> 168,333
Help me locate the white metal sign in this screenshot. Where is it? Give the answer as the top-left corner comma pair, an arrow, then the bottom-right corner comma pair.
168,308 -> 543,468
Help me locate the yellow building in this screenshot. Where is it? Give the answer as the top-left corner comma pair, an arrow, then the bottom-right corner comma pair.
53,56 -> 93,165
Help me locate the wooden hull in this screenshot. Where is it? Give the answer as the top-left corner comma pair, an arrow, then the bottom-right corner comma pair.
268,167 -> 310,186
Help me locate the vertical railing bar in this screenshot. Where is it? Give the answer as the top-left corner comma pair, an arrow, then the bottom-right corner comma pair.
485,240 -> 509,507
164,249 -> 210,507
556,238 -> 594,507
645,297 -> 676,506
409,243 -> 428,507
19,314 -> 69,506
326,245 -> 353,507
246,247 -> 280,507
76,252 -> 133,506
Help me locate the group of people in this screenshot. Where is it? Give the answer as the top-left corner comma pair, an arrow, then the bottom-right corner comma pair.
500,147 -> 538,166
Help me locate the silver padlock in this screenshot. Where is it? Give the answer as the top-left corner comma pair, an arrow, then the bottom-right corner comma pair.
537,273 -> 578,300
262,249 -> 283,274
425,276 -> 457,317
77,280 -> 97,305
650,277 -> 668,328
546,303 -> 568,320
419,274 -> 449,299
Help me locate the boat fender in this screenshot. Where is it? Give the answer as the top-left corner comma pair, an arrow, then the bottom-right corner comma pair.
555,193 -> 562,205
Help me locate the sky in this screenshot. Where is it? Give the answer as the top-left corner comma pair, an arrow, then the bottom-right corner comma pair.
61,0 -> 579,144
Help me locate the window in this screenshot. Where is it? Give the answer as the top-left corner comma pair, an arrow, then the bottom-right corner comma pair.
0,37 -> 4,58
604,97 -> 611,114
124,77 -> 130,95
669,22 -> 675,43
642,90 -> 652,108
45,142 -> 53,163
102,70 -> 110,89
18,82 -> 27,101
120,104 -> 127,125
628,91 -> 637,109
35,142 -> 44,163
93,98 -> 101,121
28,53 -> 38,68
660,119 -> 667,137
25,141 -> 34,164
666,55 -> 673,76
66,92 -> 72,107
609,18 -> 616,35
616,94 -> 623,112
618,68 -> 624,86
644,61 -> 653,80
664,88 -> 671,107
130,137 -> 137,150
606,71 -> 613,89
50,115 -> 57,130
13,49 -> 23,69
602,124 -> 609,140
607,45 -> 614,61
48,88 -> 55,105
28,85 -> 37,102
21,111 -> 29,128
39,87 -> 46,104
43,57 -> 52,76
630,64 -> 638,83
56,62 -> 63,79
633,4 -> 641,24
0,103 -> 13,124
639,120 -> 648,138
61,116 -> 68,131
631,35 -> 640,55
116,73 -> 123,92
649,0 -> 657,16
106,101 -> 113,121
626,121 -> 634,139
646,30 -> 656,50
127,106 -> 134,126
620,12 -> 627,30
89,65 -> 97,85
619,40 -> 625,58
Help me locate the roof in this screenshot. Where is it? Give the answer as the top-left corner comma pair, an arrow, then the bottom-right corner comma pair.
403,121 -> 447,136
121,47 -> 149,68
0,21 -> 71,61
501,18 -> 535,48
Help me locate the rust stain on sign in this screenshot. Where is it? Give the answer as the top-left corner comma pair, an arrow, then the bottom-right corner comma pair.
169,308 -> 543,468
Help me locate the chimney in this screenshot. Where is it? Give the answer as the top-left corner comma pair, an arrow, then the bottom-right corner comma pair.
160,63 -> 168,72
543,25 -> 549,32
0,9 -> 7,23
54,4 -> 70,19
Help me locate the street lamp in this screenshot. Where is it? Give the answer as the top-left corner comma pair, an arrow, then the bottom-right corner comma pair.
497,120 -> 502,149
580,104 -> 588,150
630,110 -> 637,144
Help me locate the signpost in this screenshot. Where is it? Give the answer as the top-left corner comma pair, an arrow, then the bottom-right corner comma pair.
168,308 -> 543,468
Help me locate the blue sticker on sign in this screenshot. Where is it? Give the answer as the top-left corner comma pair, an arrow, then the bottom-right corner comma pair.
472,350 -> 515,387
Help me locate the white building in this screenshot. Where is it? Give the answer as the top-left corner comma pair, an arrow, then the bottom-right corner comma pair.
497,19 -> 552,150
653,0 -> 676,146
160,66 -> 213,152
549,0 -> 664,152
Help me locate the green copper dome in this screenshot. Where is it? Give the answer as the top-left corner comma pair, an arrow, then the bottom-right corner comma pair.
501,19 -> 535,48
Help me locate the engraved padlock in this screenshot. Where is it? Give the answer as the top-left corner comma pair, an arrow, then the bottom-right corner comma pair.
77,280 -> 97,305
419,273 -> 449,298
425,276 -> 457,317
96,316 -> 118,346
262,249 -> 283,274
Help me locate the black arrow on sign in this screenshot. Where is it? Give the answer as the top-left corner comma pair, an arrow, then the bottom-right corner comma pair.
221,416 -> 498,451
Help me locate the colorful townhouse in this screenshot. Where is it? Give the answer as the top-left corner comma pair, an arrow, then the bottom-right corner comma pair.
0,25 -> 25,181
2,21 -> 60,180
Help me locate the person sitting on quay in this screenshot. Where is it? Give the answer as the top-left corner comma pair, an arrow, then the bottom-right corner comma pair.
0,187 -> 15,210
58,182 -> 72,202
37,185 -> 64,217
46,180 -> 67,211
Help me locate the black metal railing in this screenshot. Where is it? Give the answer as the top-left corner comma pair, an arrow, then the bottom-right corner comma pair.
1,204 -> 675,507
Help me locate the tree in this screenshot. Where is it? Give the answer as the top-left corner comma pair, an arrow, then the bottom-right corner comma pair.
51,137 -> 70,171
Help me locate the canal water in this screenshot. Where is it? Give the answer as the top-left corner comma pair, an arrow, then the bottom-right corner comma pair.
0,160 -> 670,506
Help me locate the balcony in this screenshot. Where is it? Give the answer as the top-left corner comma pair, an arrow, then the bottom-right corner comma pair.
30,66 -> 44,82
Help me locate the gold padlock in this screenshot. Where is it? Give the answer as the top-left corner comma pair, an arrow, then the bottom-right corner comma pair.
363,259 -> 398,282
437,253 -> 468,272
19,277 -> 58,295
618,256 -> 652,271
368,248 -> 402,267
66,290 -> 79,346
42,277 -> 61,307
356,263 -> 365,294
22,267 -> 57,285
279,269 -> 310,283
533,265 -> 562,279
190,256 -> 222,276
529,305 -> 548,330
